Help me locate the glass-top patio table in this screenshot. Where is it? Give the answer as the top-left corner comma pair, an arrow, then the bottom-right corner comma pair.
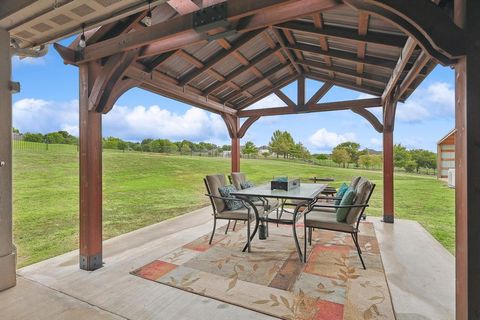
231,182 -> 326,262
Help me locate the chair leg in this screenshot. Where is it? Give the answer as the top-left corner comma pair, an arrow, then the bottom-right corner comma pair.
303,223 -> 308,263
308,227 -> 313,246
225,220 -> 231,235
209,218 -> 217,245
351,232 -> 366,270
247,219 -> 251,252
276,207 -> 279,227
351,233 -> 362,254
232,220 -> 237,231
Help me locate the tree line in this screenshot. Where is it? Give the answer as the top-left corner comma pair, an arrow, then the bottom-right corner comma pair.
268,130 -> 311,160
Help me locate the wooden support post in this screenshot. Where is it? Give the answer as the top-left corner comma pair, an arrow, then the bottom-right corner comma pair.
231,137 -> 241,173
382,97 -> 396,223
454,0 -> 480,318
0,28 -> 16,291
79,63 -> 103,271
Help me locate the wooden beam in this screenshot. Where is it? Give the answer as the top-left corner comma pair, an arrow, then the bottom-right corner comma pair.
454,1 -> 480,316
356,12 -> 369,86
238,116 -> 260,138
290,43 -> 397,70
306,81 -> 333,104
395,50 -> 430,101
126,65 -> 237,115
297,76 -> 305,108
79,62 -> 103,271
238,72 -> 298,109
274,89 -> 296,109
382,37 -> 417,101
299,59 -> 389,85
179,29 -> 264,86
382,96 -> 396,223
343,0 -> 465,65
176,50 -> 204,68
275,20 -> 406,48
167,0 -> 200,14
88,49 -> 139,113
72,0 -> 305,63
204,46 -> 281,95
144,51 -> 177,72
270,28 -> 302,75
306,72 -> 383,97
238,98 -> 382,117
351,108 -> 383,133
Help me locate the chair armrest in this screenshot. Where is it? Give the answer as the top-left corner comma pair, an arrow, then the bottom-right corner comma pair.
313,204 -> 369,209
317,195 -> 342,200
205,193 -> 241,202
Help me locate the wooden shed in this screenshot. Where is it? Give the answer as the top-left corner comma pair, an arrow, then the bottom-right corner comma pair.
437,129 -> 456,179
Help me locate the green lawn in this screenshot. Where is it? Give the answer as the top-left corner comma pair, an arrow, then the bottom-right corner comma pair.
13,146 -> 455,267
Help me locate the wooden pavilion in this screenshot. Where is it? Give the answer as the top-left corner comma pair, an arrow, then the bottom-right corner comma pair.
0,1 -> 478,318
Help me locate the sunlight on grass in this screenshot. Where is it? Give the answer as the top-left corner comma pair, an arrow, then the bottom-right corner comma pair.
13,147 -> 454,267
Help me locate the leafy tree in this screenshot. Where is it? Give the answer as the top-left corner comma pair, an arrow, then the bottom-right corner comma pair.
23,133 -> 45,143
332,148 -> 350,168
242,141 -> 258,157
335,142 -> 360,166
410,149 -> 436,173
268,130 -> 284,158
404,160 -> 417,173
370,154 -> 383,168
358,154 -> 372,168
315,154 -> 329,160
12,128 -> 20,134
394,144 -> 411,168
179,142 -> 191,154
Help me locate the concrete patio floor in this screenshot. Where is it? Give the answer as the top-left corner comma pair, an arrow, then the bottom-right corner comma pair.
0,207 -> 454,320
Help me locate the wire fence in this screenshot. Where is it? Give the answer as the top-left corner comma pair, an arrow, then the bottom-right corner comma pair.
12,140 -> 436,176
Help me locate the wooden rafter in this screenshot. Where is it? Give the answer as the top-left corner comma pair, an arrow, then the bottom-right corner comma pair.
382,37 -> 417,101
306,81 -> 333,105
167,0 -> 200,15
395,50 -> 430,101
270,28 -> 302,75
125,65 -> 237,115
297,76 -> 305,108
274,20 -> 406,48
343,0 -> 465,65
69,0 -> 338,64
224,63 -> 288,103
290,43 -> 397,70
238,72 -> 298,109
238,98 -> 382,117
356,12 -> 369,86
306,73 -> 383,97
179,29 -> 264,86
299,59 -> 389,85
203,46 -> 281,96
312,12 -> 334,78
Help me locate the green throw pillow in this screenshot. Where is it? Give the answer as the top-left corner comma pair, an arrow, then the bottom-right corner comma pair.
336,187 -> 356,222
335,183 -> 349,205
218,185 -> 244,211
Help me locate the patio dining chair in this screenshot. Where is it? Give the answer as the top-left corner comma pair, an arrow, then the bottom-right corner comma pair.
204,174 -> 265,252
303,178 -> 376,268
229,172 -> 280,213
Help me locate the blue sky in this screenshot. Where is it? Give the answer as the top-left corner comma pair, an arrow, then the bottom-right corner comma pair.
12,41 -> 454,153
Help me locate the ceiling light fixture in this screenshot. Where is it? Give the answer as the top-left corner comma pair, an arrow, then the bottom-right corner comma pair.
79,23 -> 86,48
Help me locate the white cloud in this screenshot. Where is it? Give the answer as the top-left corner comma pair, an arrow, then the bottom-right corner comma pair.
13,98 -> 230,144
12,56 -> 46,67
397,81 -> 454,122
308,128 -> 356,149
244,93 -> 286,110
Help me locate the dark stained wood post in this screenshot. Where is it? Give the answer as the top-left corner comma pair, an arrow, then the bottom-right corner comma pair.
79,62 -> 103,270
231,116 -> 240,173
0,28 -> 16,290
382,97 -> 396,223
454,0 -> 480,317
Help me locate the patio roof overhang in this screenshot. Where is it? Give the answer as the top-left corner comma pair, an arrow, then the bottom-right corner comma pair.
1,0 -> 479,318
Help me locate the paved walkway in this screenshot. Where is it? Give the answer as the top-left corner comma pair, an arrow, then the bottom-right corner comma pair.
0,207 -> 454,319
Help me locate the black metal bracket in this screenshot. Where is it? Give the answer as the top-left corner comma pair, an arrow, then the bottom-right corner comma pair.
193,3 -> 230,32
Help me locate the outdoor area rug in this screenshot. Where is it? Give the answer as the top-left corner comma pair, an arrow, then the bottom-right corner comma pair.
131,221 -> 395,320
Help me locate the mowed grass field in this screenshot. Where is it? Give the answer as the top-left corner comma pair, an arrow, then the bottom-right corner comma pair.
13,145 -> 455,267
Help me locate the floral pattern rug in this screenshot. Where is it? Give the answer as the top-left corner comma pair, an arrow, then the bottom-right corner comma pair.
131,221 -> 395,320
